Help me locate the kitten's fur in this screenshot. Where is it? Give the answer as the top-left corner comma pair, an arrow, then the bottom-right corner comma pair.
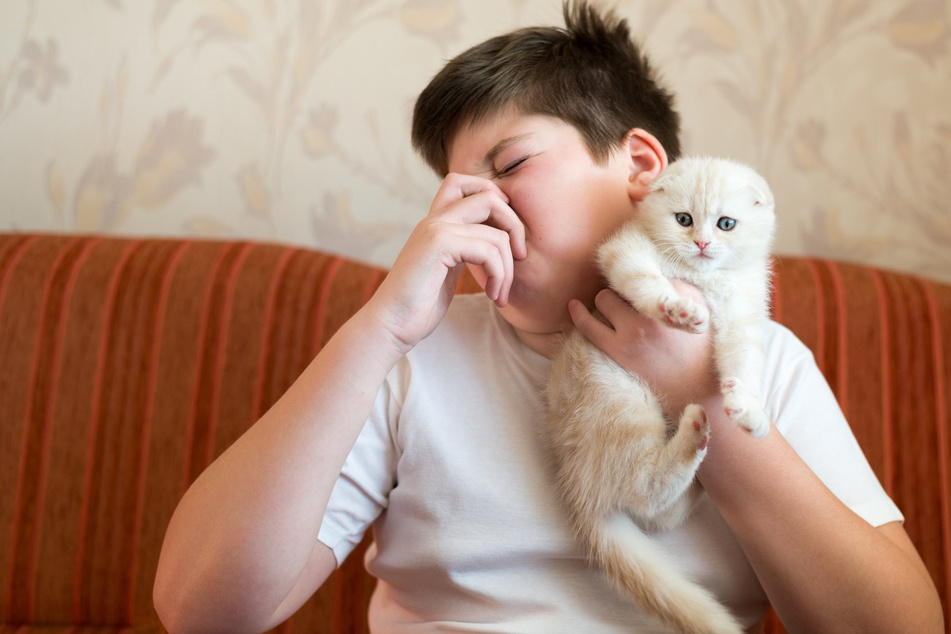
545,157 -> 775,634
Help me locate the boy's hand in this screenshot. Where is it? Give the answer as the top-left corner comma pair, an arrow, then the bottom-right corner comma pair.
367,173 -> 526,355
568,284 -> 719,416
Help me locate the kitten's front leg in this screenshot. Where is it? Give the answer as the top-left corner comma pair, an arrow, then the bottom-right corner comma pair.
714,323 -> 770,438
720,381 -> 769,437
599,229 -> 709,333
658,293 -> 709,333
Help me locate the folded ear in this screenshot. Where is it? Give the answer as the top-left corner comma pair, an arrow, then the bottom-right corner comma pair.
749,180 -> 773,207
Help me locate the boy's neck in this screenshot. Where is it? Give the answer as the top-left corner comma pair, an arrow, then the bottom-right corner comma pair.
511,327 -> 563,359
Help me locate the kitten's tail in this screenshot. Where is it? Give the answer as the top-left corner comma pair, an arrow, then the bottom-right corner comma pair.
590,511 -> 743,634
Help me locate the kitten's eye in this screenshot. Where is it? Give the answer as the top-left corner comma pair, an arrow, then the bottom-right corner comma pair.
717,217 -> 737,231
675,213 -> 693,227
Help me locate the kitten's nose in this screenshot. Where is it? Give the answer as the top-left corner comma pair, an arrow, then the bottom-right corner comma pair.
695,240 -> 710,251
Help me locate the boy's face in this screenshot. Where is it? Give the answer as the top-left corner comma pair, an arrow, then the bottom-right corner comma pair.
447,109 -> 639,351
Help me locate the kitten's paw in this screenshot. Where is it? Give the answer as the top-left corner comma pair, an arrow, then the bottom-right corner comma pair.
680,404 -> 710,454
721,379 -> 770,438
658,295 -> 709,333
743,409 -> 771,438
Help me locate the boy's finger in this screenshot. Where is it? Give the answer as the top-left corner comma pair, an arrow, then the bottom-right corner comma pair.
594,288 -> 656,332
445,230 -> 512,306
568,299 -> 614,351
453,223 -> 514,303
439,191 -> 526,261
481,208 -> 526,261
594,289 -> 633,323
430,173 -> 509,212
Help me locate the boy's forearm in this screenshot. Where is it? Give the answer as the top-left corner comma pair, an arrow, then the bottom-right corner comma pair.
154,306 -> 403,633
698,406 -> 944,634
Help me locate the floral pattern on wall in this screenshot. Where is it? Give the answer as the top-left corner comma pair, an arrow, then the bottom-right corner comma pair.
0,0 -> 949,283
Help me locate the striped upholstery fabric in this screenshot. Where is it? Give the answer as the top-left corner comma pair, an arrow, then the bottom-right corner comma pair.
0,233 -> 948,633
0,235 -> 381,633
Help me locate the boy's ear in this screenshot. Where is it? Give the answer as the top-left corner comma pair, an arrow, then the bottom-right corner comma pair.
624,128 -> 668,202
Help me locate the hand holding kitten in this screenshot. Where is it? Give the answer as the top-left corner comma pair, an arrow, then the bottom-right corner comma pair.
569,284 -> 720,419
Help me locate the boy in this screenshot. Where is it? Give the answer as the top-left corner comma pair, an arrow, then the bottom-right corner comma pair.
154,2 -> 942,632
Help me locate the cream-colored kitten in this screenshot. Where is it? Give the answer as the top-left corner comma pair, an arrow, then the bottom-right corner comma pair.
545,157 -> 775,634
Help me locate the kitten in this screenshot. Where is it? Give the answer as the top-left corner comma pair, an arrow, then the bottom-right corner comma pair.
545,156 -> 775,634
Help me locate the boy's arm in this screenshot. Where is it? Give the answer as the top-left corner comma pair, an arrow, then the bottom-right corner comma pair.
570,287 -> 943,634
696,408 -> 941,634
153,174 -> 524,634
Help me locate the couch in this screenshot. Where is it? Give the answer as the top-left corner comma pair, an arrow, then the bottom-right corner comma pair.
0,232 -> 948,633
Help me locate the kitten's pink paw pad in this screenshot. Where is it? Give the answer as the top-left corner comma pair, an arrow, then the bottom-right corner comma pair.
722,381 -> 770,438
658,296 -> 709,333
733,411 -> 770,438
681,404 -> 710,454
743,408 -> 771,437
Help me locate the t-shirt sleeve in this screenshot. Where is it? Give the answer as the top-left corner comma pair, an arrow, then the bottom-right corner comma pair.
762,322 -> 903,527
317,364 -> 404,567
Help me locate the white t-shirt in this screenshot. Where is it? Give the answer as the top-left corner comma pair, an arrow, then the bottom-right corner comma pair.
318,294 -> 901,633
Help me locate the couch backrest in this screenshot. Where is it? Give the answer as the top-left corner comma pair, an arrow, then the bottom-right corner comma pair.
0,234 -> 383,630
0,233 -> 949,632
764,256 -> 951,631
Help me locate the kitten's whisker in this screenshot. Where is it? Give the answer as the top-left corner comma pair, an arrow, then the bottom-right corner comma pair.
655,242 -> 688,266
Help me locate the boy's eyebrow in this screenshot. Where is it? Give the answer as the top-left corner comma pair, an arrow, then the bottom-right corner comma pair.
484,133 -> 533,166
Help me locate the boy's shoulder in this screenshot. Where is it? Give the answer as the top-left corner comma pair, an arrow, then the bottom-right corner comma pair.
762,319 -> 813,362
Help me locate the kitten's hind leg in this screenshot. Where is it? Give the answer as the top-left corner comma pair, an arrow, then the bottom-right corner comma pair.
673,404 -> 710,457
627,404 -> 709,521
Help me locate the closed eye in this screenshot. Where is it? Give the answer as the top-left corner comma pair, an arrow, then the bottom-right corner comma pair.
497,157 -> 528,177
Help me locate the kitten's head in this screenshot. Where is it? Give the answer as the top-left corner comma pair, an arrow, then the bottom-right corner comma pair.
637,156 -> 775,272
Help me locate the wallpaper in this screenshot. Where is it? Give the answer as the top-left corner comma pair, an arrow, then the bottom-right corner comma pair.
1,0 -> 949,283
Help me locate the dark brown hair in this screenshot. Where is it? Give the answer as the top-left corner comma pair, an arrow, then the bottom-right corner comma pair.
411,0 -> 681,176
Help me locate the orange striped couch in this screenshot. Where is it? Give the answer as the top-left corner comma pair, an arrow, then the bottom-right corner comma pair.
0,232 -> 948,633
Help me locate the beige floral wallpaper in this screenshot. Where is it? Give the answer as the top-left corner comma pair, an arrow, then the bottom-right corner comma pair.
1,0 -> 949,283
